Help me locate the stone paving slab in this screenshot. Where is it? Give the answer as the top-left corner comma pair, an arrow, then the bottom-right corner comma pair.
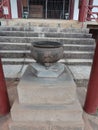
68,65 -> 91,80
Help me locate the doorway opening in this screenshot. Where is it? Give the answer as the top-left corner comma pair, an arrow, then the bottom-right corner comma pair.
29,0 -> 70,19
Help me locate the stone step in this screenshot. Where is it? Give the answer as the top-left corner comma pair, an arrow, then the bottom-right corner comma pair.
0,42 -> 95,51
64,59 -> 93,65
0,36 -> 95,45
9,120 -> 84,130
0,26 -> 89,33
1,19 -> 83,28
0,50 -> 31,58
0,31 -> 92,38
0,50 -> 94,59
64,51 -> 94,59
63,44 -> 95,51
11,100 -> 83,122
0,42 -> 31,50
1,58 -> 93,65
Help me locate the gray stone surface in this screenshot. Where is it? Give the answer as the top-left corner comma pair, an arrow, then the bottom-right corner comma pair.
0,31 -> 92,38
75,79 -> 89,88
0,26 -> 89,33
63,44 -> 95,51
30,63 -> 65,78
0,25 -> 95,68
3,65 -> 27,78
9,120 -> 84,130
0,36 -> 94,44
11,99 -> 83,122
68,66 -> 91,80
64,51 -> 94,59
17,65 -> 76,105
9,62 -> 84,130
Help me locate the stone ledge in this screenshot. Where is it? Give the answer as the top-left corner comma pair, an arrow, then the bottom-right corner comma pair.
11,99 -> 83,122
9,120 -> 84,130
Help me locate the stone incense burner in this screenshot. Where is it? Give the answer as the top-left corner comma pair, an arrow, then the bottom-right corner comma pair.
31,41 -> 63,66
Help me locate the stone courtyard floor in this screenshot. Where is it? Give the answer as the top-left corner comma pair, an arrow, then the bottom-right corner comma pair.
0,79 -> 98,130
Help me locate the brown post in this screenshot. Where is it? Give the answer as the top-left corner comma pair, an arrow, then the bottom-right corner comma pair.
84,35 -> 98,114
0,58 -> 10,116
69,0 -> 75,19
17,0 -> 22,18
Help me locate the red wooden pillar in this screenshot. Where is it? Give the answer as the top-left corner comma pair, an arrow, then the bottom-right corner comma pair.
69,0 -> 75,19
78,0 -> 88,22
0,58 -> 10,116
17,0 -> 22,18
84,36 -> 98,114
3,0 -> 11,19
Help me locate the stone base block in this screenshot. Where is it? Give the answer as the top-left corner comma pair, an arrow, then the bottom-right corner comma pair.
9,120 -> 84,130
11,100 -> 83,122
17,65 -> 76,105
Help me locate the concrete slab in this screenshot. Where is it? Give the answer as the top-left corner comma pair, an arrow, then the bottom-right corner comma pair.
17,65 -> 76,105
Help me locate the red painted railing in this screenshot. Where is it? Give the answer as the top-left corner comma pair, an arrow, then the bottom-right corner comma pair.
86,5 -> 98,22
79,1 -> 98,23
0,2 -> 3,18
0,0 -> 7,18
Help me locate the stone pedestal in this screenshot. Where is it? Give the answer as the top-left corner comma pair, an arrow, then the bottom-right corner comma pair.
9,63 -> 84,130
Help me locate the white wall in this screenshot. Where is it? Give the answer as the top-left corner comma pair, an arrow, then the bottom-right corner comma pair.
73,0 -> 79,20
10,0 -> 18,18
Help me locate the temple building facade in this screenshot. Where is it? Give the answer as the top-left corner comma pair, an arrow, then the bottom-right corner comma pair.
0,0 -> 98,21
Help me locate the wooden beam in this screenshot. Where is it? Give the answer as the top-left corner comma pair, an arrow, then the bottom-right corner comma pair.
69,0 -> 75,20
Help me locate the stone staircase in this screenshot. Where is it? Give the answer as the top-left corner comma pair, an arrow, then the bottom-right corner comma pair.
0,25 -> 95,87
